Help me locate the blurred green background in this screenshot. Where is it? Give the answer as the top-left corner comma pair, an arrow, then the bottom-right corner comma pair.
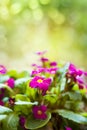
0,0 -> 87,70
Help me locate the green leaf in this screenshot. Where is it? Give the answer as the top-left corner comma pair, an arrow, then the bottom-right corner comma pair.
0,75 -> 9,83
64,101 -> 84,111
7,70 -> 18,79
14,101 -> 38,115
17,71 -> 29,78
60,77 -> 66,91
0,106 -> 13,114
0,83 -> 6,88
0,115 -> 7,121
25,112 -> 51,129
2,113 -> 19,130
15,94 -> 30,101
26,86 -> 37,100
56,109 -> 87,124
81,112 -> 87,117
15,100 -> 38,105
62,92 -> 82,101
57,62 -> 70,92
58,62 -> 70,76
15,77 -> 30,86
44,94 -> 57,104
0,83 -> 14,94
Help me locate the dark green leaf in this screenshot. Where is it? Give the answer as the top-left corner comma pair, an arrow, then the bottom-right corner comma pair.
0,75 -> 9,83
0,106 -> 13,114
62,92 -> 82,101
2,113 -> 19,130
56,109 -> 87,124
0,115 -> 7,121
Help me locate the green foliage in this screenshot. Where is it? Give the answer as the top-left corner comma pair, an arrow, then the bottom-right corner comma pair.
2,113 -> 19,130
57,109 -> 87,124
57,62 -> 70,92
0,115 -> 7,121
0,106 -> 13,114
0,54 -> 87,130
25,112 -> 51,129
0,75 -> 9,83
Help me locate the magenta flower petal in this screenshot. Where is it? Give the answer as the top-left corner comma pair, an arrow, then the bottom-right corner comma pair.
6,78 -> 15,88
29,76 -> 52,92
36,51 -> 47,55
0,65 -> 7,74
0,100 -> 4,106
19,116 -> 27,130
40,57 -> 49,62
78,84 -> 84,89
31,70 -> 39,75
20,116 -> 26,126
32,105 -> 47,120
50,62 -> 57,66
40,105 -> 47,112
69,63 -> 84,76
47,68 -> 58,74
9,98 -> 15,106
76,77 -> 84,84
84,71 -> 87,76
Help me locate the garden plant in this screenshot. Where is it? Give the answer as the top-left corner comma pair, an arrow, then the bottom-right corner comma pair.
0,51 -> 87,130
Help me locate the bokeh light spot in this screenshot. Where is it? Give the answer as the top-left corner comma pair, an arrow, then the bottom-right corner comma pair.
28,0 -> 39,10
39,0 -> 51,5
0,6 -> 9,20
10,2 -> 22,15
32,8 -> 44,22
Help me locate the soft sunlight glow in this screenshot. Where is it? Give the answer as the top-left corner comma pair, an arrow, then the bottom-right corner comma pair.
10,2 -> 22,15
40,0 -> 51,5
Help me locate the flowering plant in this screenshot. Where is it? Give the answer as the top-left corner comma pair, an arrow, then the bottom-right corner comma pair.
0,52 -> 87,130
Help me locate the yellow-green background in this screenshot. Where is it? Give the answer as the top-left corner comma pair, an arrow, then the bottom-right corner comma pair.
0,0 -> 87,71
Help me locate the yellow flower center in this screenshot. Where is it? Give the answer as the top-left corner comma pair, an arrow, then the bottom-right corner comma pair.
37,79 -> 43,83
37,110 -> 42,115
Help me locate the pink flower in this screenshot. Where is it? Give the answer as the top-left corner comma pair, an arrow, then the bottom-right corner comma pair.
9,98 -> 15,106
50,61 -> 57,66
32,64 -> 37,67
29,76 -> 51,91
47,67 -> 58,74
31,70 -> 39,75
32,105 -> 47,119
65,126 -> 72,130
67,63 -> 87,89
0,65 -> 7,74
0,100 -> 4,106
31,68 -> 45,75
69,64 -> 83,77
5,78 -> 15,88
19,116 -> 27,130
40,57 -> 49,62
35,51 -> 47,56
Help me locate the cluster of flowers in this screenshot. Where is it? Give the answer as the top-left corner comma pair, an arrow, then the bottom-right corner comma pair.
0,51 -> 87,130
